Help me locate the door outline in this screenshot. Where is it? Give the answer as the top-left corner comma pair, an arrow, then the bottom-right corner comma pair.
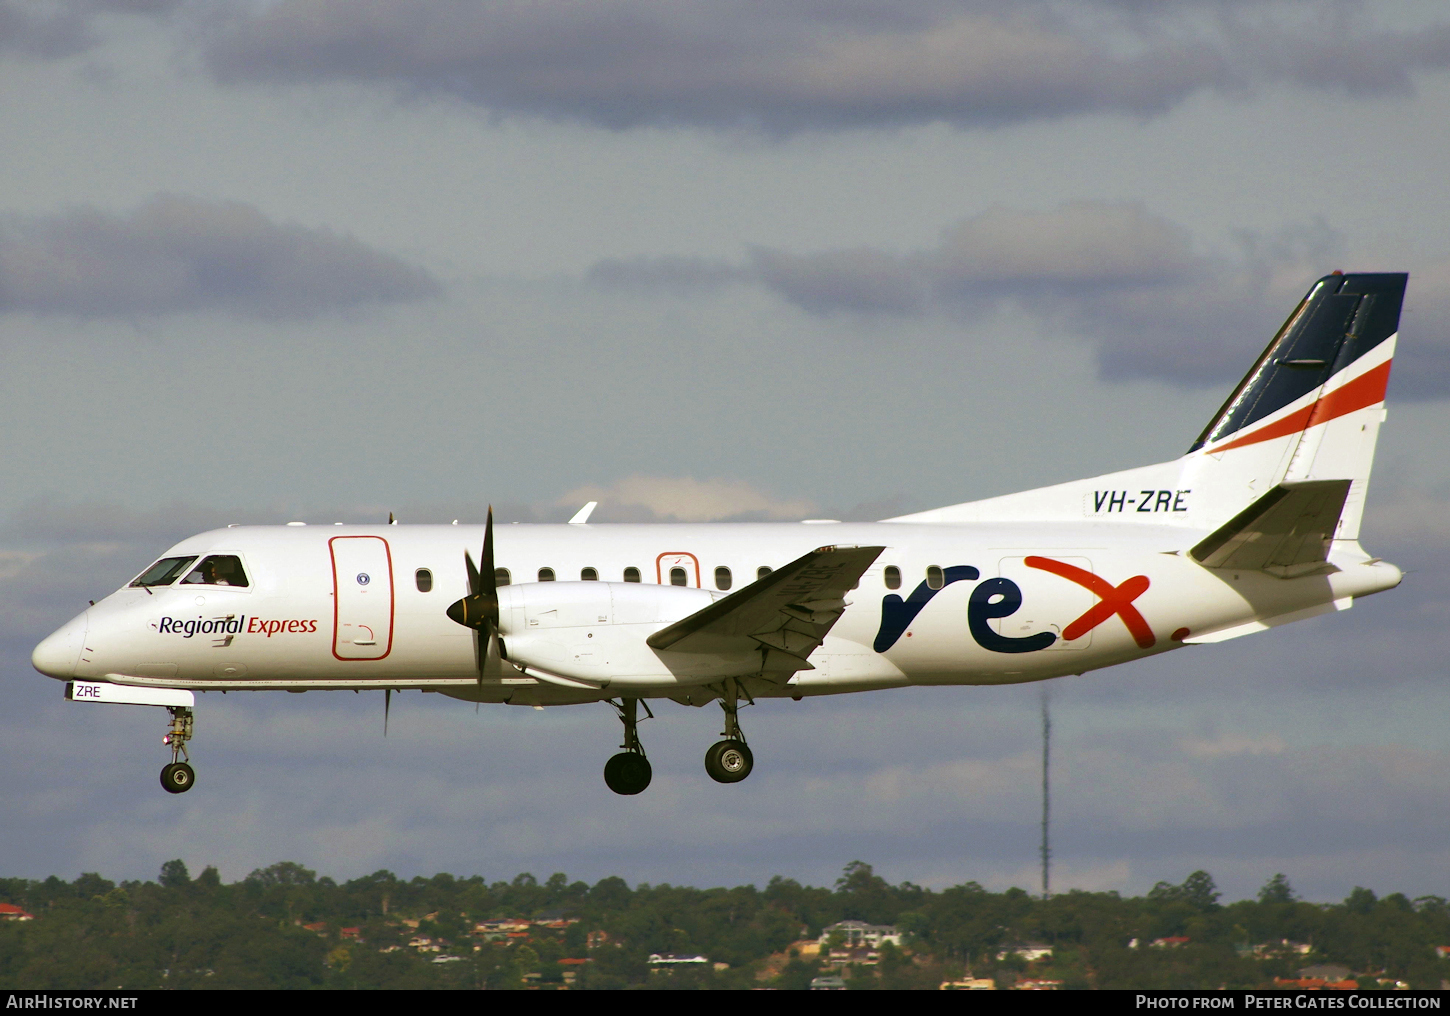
330,536 -> 395,661
655,552 -> 701,587
997,555 -> 1094,651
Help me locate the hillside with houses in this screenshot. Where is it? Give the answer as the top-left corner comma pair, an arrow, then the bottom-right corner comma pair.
1,862 -> 1447,989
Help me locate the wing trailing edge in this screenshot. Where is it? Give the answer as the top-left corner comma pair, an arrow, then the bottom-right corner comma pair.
647,545 -> 884,667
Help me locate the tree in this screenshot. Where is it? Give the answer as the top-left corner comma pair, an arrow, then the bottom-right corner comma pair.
1345,887 -> 1377,915
1257,874 -> 1295,905
835,861 -> 898,924
159,860 -> 191,888
1149,871 -> 1220,911
245,862 -> 316,888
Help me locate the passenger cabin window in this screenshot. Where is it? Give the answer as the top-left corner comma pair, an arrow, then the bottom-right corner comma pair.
669,566 -> 687,586
884,566 -> 901,590
495,568 -> 511,586
926,565 -> 944,590
715,566 -> 732,591
757,566 -> 772,580
131,556 -> 196,588
581,567 -> 598,581
538,567 -> 555,582
180,555 -> 249,587
623,567 -> 641,583
415,568 -> 433,592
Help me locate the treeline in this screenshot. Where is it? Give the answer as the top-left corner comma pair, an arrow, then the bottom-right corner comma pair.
1,861 -> 1448,989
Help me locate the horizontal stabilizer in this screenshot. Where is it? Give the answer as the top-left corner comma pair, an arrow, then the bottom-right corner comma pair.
647,545 -> 884,665
1189,479 -> 1351,576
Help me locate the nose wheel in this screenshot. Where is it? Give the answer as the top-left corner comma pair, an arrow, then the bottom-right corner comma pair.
161,762 -> 195,793
705,680 -> 754,784
160,706 -> 196,795
604,698 -> 652,795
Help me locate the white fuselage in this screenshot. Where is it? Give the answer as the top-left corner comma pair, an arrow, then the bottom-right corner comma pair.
33,520 -> 1403,707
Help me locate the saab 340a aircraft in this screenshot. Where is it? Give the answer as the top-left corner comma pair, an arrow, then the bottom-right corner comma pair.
33,272 -> 1408,796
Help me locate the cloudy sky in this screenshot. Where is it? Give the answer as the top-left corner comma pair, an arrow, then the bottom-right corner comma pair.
3,0 -> 1449,905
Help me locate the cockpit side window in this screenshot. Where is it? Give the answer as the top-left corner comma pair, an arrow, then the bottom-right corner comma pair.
130,556 -> 197,588
180,555 -> 250,587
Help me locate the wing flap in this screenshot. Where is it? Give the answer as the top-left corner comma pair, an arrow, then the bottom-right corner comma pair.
1189,479 -> 1351,576
646,545 -> 884,662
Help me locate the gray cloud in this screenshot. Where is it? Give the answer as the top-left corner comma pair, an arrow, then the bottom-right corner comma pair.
196,1 -> 1225,131
750,246 -> 927,315
0,195 -> 441,319
593,202 -> 1450,394
187,1 -> 1450,133
12,1 -> 1450,135
0,0 -> 186,60
0,1 -> 91,58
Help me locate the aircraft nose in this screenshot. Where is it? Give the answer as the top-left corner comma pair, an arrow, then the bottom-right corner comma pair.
32,611 -> 87,679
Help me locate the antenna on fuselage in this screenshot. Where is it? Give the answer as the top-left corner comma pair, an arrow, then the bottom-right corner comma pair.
388,512 -> 396,525
1040,686 -> 1051,900
384,688 -> 391,736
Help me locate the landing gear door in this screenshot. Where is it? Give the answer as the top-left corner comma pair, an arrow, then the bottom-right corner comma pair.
331,536 -> 394,660
996,556 -> 1094,651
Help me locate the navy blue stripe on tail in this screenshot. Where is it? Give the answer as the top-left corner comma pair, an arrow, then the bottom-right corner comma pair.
1190,272 -> 1406,453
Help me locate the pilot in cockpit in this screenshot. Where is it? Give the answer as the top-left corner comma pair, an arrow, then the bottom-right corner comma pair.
180,555 -> 247,587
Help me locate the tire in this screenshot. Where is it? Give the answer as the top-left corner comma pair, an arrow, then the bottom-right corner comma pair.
704,739 -> 754,784
603,752 -> 652,795
160,762 -> 195,794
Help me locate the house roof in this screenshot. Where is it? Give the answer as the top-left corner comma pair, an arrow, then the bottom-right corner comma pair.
1298,964 -> 1352,980
822,920 -> 897,934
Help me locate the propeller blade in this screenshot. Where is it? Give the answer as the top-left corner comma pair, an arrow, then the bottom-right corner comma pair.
481,506 -> 497,623
444,508 -> 502,687
464,549 -> 481,597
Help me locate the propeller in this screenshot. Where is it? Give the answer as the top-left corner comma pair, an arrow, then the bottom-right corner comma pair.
446,506 -> 503,685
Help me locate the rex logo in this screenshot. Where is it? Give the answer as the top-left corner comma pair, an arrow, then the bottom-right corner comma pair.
873,558 -> 1154,655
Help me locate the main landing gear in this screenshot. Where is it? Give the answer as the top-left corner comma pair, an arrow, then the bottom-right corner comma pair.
705,680 -> 753,784
603,698 -> 653,796
160,706 -> 195,794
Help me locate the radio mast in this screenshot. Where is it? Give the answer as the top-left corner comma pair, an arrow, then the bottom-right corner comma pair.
1040,687 -> 1051,900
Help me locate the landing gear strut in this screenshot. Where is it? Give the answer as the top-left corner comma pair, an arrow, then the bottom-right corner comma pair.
603,698 -> 652,795
705,680 -> 754,784
160,706 -> 195,794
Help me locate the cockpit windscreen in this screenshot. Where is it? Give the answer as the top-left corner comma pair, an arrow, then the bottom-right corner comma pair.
130,557 -> 197,588
180,555 -> 250,587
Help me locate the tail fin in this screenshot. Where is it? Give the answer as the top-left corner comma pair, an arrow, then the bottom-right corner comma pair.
885,272 -> 1406,539
1186,272 -> 1405,541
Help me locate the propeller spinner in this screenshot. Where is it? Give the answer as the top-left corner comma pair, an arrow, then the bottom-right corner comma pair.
446,506 -> 504,684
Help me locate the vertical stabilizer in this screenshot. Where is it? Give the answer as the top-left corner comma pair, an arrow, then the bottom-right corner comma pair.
1185,272 -> 1404,541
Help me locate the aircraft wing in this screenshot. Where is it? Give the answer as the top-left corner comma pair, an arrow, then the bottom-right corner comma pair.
1189,479 -> 1352,577
646,544 -> 885,666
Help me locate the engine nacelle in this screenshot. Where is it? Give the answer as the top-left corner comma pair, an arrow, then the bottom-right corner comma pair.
494,582 -> 759,687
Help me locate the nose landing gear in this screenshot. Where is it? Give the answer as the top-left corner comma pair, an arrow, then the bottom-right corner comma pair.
160,706 -> 195,794
603,697 -> 652,795
705,680 -> 754,784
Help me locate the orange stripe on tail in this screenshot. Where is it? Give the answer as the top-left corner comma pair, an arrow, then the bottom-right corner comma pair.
1212,360 -> 1391,453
